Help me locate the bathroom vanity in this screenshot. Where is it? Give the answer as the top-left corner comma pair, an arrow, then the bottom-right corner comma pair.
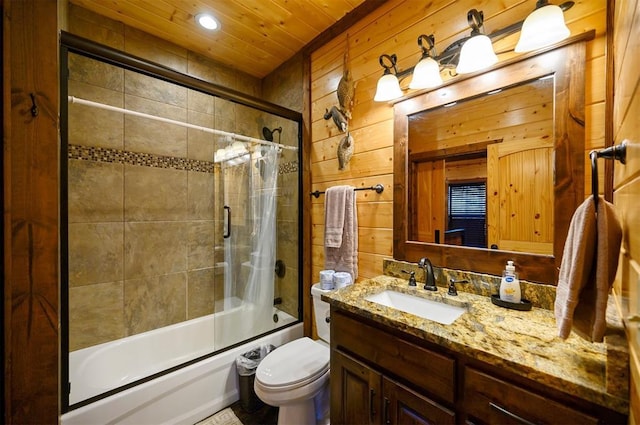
324,276 -> 628,424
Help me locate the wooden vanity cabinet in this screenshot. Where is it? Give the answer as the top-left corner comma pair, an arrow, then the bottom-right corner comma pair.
330,349 -> 380,425
330,308 -> 456,424
330,307 -> 626,425
331,350 -> 456,424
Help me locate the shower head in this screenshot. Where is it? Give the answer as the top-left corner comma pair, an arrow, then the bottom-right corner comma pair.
262,126 -> 282,142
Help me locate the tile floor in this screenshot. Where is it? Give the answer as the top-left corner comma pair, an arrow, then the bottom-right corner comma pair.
229,399 -> 278,425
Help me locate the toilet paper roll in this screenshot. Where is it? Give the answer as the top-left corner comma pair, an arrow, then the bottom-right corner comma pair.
333,272 -> 352,289
320,270 -> 335,290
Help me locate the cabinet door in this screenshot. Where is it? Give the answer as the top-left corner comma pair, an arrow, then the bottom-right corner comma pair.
383,377 -> 456,425
331,350 -> 382,425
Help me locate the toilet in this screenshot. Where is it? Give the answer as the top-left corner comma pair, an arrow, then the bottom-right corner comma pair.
254,283 -> 332,425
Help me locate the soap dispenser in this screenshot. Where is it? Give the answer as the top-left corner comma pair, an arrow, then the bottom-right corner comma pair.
499,260 -> 521,303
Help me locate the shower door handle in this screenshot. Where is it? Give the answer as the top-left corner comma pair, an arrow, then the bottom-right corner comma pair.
223,205 -> 231,238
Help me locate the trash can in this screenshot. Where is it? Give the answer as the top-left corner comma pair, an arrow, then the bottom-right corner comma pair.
236,344 -> 275,412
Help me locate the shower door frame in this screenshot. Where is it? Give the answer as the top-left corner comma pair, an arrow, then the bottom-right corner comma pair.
59,31 -> 303,412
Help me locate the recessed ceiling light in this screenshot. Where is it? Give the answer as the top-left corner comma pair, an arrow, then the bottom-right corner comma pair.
196,13 -> 219,31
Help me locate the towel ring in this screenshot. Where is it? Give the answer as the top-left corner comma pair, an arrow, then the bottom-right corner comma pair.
590,141 -> 627,207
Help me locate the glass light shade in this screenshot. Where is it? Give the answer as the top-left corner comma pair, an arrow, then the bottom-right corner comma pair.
456,34 -> 498,74
374,73 -> 403,102
515,4 -> 570,52
409,57 -> 443,89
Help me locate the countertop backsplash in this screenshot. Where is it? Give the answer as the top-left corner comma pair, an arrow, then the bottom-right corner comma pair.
382,258 -> 557,310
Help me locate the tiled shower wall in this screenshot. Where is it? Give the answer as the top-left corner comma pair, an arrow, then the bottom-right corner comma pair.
67,5 -> 300,351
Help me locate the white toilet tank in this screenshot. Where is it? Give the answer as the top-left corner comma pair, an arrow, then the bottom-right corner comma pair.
311,283 -> 332,343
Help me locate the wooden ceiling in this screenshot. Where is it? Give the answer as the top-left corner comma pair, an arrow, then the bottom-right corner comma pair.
69,0 -> 369,79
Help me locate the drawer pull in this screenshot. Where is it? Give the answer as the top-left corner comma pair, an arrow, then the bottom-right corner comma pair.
489,402 -> 536,425
383,397 -> 391,425
369,389 -> 376,422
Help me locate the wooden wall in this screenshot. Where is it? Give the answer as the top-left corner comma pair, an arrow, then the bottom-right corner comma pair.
3,0 -> 60,423
611,0 -> 640,420
309,0 -> 607,282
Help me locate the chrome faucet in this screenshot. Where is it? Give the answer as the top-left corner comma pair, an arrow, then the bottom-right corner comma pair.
418,257 -> 437,291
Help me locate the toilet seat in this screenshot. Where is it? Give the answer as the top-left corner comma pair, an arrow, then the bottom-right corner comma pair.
255,337 -> 329,391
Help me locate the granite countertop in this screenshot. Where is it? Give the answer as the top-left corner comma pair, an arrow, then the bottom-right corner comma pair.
322,275 -> 629,414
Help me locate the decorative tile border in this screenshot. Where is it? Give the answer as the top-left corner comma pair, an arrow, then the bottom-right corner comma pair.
68,145 -> 298,175
279,160 -> 298,175
68,144 -> 299,176
69,144 -> 214,173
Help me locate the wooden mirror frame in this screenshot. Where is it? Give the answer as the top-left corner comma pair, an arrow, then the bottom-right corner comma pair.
393,32 -> 594,285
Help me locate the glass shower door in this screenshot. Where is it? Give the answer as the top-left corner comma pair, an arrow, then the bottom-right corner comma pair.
214,140 -> 281,348
63,43 -> 301,409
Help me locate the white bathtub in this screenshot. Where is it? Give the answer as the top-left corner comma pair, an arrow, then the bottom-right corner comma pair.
62,301 -> 301,425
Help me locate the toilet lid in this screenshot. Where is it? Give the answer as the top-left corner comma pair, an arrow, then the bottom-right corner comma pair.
256,337 -> 329,389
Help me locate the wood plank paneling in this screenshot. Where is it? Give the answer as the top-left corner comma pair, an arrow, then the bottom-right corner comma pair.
312,202 -> 392,228
611,0 -> 639,419
311,120 -> 392,163
310,0 -> 608,281
312,225 -> 393,256
311,146 -> 393,183
587,55 -> 607,105
3,0 -> 60,422
69,0 -> 370,78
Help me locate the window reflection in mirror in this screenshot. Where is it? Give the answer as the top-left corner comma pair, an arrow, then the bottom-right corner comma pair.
407,76 -> 554,255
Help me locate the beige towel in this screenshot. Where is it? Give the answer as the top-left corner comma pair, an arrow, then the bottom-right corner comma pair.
324,186 -> 349,248
324,186 -> 358,280
555,196 -> 622,342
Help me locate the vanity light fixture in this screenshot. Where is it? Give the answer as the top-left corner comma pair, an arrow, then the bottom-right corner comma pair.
373,54 -> 403,102
515,0 -> 571,52
373,1 -> 574,102
196,13 -> 220,31
455,9 -> 498,74
409,34 -> 443,89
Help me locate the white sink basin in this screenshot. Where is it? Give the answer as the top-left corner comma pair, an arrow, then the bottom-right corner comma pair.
365,290 -> 466,325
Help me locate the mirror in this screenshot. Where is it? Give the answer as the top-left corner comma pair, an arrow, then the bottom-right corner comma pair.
393,36 -> 590,285
407,77 -> 554,254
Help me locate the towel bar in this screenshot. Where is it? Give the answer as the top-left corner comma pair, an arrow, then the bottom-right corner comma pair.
310,183 -> 384,198
590,141 -> 627,207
